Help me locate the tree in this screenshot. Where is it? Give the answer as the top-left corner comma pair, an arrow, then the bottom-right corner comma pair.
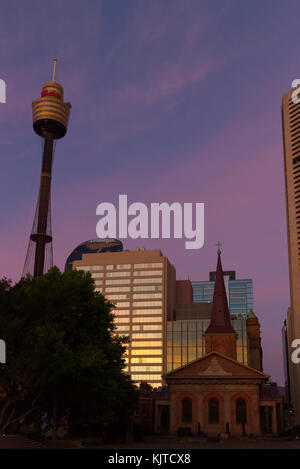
0,267 -> 138,437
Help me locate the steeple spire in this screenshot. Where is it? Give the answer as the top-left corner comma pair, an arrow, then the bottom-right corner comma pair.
206,248 -> 236,334
204,247 -> 237,360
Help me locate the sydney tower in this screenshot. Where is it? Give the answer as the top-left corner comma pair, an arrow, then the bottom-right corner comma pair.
23,59 -> 71,278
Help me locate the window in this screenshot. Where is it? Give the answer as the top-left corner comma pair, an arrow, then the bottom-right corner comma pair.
236,398 -> 247,424
208,398 -> 219,424
133,293 -> 162,299
132,301 -> 162,307
182,398 -> 192,423
133,278 -> 162,284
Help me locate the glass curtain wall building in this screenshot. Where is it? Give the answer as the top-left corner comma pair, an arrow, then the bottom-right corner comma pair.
166,317 -> 249,373
192,272 -> 253,317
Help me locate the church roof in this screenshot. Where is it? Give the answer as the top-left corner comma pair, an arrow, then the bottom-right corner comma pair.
205,250 -> 236,334
164,351 -> 269,380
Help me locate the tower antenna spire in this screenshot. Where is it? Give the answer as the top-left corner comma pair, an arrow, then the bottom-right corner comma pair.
52,57 -> 57,81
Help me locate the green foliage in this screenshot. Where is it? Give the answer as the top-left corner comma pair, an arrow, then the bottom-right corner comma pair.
0,267 -> 138,435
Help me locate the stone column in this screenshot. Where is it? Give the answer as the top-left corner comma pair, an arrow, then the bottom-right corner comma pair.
272,403 -> 278,435
223,391 -> 231,433
169,392 -> 177,435
197,391 -> 204,433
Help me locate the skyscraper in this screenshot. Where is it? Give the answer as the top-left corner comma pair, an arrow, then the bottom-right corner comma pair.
282,84 -> 300,425
69,246 -> 176,387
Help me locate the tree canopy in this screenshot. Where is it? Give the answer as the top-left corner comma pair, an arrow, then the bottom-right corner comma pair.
0,267 -> 138,437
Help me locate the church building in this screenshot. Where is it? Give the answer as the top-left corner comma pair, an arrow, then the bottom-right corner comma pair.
154,249 -> 283,437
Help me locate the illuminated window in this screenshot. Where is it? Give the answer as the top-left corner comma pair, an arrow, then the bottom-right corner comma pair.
107,264 -> 131,270
132,316 -> 162,323
133,278 -> 162,284
107,294 -> 131,300
105,286 -> 131,293
131,341 -> 162,347
131,349 -> 162,355
131,357 -> 162,363
133,301 -> 162,307
106,271 -> 130,278
132,309 -> 163,315
132,333 -> 162,339
130,374 -> 162,380
76,265 -> 104,271
131,365 -> 162,372
115,325 -> 130,331
113,302 -> 130,307
134,270 -> 163,277
143,325 -> 162,330
115,317 -> 130,323
114,310 -> 130,315
91,272 -> 104,278
133,293 -> 162,299
133,285 -> 162,291
105,279 -> 131,285
134,263 -> 163,268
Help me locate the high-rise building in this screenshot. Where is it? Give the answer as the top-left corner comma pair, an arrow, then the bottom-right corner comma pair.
282,84 -> 300,424
192,271 -> 253,317
69,246 -> 176,387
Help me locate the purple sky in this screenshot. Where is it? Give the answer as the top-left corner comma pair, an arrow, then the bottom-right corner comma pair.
1,0 -> 299,384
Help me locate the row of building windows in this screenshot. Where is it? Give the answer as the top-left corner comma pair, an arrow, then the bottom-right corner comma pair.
181,397 -> 247,425
130,365 -> 162,372
131,357 -> 162,363
94,277 -> 164,285
133,278 -> 163,284
132,309 -> 163,315
131,349 -> 162,356
131,333 -> 162,339
130,374 -> 162,380
130,316 -> 162,323
131,341 -> 163,347
134,263 -> 163,268
133,301 -> 162,307
134,270 -> 163,277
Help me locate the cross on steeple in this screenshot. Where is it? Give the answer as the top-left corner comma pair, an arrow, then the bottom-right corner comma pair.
216,241 -> 222,254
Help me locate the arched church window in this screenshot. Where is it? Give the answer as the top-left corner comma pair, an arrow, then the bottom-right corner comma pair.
208,397 -> 219,424
236,398 -> 247,424
181,397 -> 192,423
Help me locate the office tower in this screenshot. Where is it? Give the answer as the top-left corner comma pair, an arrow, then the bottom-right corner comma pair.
282,84 -> 300,424
192,270 -> 253,317
70,246 -> 176,387
23,59 -> 71,277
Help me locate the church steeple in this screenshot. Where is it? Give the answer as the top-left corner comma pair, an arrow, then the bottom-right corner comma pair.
205,245 -> 237,359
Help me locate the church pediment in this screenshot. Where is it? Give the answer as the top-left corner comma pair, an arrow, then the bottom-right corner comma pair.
165,352 -> 269,380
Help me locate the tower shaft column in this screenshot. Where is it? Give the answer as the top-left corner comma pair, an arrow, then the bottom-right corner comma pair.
33,132 -> 54,277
